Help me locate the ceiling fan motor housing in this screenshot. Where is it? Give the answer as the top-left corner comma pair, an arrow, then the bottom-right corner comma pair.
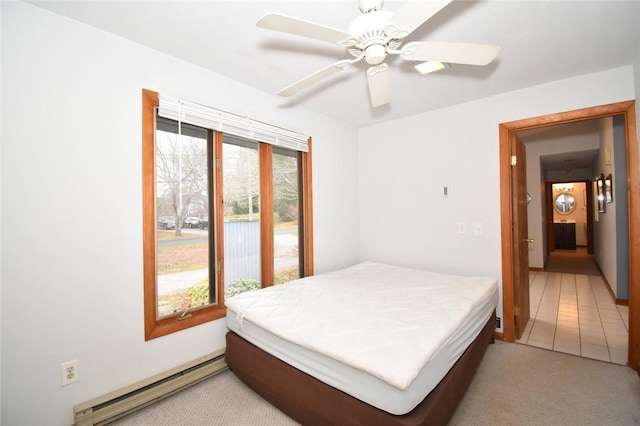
359,0 -> 384,13
348,10 -> 395,65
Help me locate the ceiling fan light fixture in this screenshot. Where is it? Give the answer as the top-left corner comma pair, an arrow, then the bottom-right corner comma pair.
413,61 -> 447,75
364,44 -> 387,65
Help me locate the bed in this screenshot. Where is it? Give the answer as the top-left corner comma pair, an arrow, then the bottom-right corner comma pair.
224,262 -> 498,425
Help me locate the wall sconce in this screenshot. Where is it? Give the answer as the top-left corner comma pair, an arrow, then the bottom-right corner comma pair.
555,185 -> 574,192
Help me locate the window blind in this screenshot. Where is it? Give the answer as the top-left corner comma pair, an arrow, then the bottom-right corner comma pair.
158,94 -> 309,152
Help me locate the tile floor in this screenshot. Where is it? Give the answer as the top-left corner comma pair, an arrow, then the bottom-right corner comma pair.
516,270 -> 630,365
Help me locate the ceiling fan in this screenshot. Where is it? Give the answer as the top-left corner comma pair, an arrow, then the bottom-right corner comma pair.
257,0 -> 500,107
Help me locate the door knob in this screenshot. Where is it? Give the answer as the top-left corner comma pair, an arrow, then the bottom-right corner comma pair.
526,238 -> 535,243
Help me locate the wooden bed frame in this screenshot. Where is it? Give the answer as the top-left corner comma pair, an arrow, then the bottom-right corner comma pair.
225,311 -> 496,426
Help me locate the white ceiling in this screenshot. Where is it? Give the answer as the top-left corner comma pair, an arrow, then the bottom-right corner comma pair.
30,0 -> 640,128
519,119 -> 602,173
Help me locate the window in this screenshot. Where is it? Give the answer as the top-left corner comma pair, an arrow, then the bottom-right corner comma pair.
155,118 -> 213,319
272,147 -> 302,284
142,89 -> 314,339
222,136 -> 262,297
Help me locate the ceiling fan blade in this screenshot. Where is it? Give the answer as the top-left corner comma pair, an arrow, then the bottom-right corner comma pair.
278,60 -> 354,97
385,0 -> 453,39
401,41 -> 501,66
257,13 -> 352,45
367,64 -> 391,107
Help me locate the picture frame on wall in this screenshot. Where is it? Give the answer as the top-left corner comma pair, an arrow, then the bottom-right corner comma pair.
596,174 -> 606,213
593,179 -> 599,222
605,174 -> 613,203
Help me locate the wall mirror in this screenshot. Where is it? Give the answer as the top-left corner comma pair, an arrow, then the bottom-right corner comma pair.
554,192 -> 576,214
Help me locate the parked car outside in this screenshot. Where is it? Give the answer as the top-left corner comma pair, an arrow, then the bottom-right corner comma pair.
184,217 -> 201,228
158,217 -> 176,230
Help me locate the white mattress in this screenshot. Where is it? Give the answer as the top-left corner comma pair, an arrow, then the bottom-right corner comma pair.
225,261 -> 498,415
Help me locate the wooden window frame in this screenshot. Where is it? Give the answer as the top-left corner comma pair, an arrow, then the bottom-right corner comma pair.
142,89 -> 314,340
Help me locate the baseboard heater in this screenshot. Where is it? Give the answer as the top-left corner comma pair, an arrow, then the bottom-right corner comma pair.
74,349 -> 227,425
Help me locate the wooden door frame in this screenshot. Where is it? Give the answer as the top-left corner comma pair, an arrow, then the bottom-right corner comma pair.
499,100 -> 640,371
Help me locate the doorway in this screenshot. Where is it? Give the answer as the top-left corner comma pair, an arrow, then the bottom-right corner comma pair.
498,101 -> 639,371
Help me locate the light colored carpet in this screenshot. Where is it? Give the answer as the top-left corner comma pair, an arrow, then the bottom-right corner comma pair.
110,342 -> 640,425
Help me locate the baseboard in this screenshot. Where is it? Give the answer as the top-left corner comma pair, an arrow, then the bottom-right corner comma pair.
74,349 -> 227,425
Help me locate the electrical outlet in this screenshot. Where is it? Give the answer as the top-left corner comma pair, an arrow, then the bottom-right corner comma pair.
61,360 -> 79,386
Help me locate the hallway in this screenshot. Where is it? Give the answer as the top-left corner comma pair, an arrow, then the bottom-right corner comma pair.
517,264 -> 629,365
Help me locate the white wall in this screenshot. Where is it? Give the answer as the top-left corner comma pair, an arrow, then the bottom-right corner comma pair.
358,66 -> 636,333
1,2 -> 359,425
594,119 -> 618,295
